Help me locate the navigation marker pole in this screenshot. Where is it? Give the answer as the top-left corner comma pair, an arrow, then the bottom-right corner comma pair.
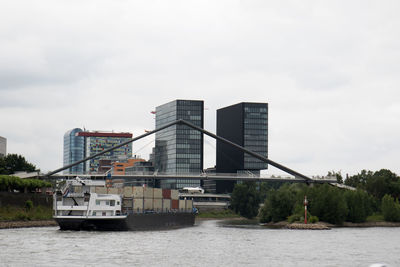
304,195 -> 308,224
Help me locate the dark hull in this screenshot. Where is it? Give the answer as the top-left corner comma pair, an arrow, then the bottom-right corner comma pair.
55,213 -> 195,231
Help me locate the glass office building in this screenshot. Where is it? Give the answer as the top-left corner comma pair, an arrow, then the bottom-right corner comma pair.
64,129 -> 132,174
243,104 -> 268,170
216,102 -> 268,192
155,100 -> 204,189
63,128 -> 85,174
77,132 -> 133,173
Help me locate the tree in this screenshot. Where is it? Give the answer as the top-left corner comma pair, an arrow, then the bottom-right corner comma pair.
259,184 -> 298,223
381,194 -> 400,222
328,171 -> 343,184
0,175 -> 51,192
344,190 -> 373,223
0,154 -> 38,175
366,169 -> 400,200
230,182 -> 261,219
344,170 -> 373,189
307,184 -> 348,225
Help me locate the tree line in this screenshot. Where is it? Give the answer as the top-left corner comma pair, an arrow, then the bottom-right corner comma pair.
0,175 -> 51,193
0,154 -> 50,192
0,154 -> 38,175
230,169 -> 400,224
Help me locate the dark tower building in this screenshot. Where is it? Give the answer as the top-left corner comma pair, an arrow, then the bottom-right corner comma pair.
216,102 -> 268,193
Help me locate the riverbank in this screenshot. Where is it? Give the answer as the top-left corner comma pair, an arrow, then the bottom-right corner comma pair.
341,221 -> 400,227
3,217 -> 400,230
217,216 -> 400,230
0,220 -> 57,229
260,220 -> 400,229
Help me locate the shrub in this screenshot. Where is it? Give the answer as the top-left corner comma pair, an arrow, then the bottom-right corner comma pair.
288,214 -> 302,223
15,211 -> 30,221
309,215 -> 319,224
25,200 -> 33,211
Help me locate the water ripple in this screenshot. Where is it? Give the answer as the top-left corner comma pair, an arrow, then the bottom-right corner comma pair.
0,222 -> 400,266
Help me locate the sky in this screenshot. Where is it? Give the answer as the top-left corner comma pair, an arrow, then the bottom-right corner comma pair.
1,0 -> 400,177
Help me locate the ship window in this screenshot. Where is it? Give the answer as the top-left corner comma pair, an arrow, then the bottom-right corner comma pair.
110,200 -> 115,206
106,201 -> 110,205
102,212 -> 106,216
93,212 -> 96,216
96,200 -> 100,205
117,201 -> 120,205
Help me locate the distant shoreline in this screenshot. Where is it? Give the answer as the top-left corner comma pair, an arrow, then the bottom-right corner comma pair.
261,220 -> 400,229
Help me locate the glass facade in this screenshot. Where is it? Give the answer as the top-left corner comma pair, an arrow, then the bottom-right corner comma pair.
64,129 -> 132,174
216,102 -> 268,193
155,100 -> 204,189
63,128 -> 85,174
85,136 -> 132,173
243,103 -> 268,170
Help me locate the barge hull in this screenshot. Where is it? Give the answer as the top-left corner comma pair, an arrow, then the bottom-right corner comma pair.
55,213 -> 195,231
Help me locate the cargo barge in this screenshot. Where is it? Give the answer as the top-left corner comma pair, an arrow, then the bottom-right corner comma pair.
53,178 -> 196,231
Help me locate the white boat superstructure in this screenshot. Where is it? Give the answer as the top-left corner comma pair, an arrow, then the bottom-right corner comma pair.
54,178 -> 125,219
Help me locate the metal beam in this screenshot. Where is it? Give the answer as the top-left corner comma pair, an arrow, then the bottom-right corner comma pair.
47,173 -> 336,183
177,120 -> 314,181
48,119 -> 314,182
45,120 -> 179,177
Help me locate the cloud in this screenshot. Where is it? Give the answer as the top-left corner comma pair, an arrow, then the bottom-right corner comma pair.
0,0 -> 400,175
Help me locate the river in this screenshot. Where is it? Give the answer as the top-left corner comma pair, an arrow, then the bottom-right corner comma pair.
1,220 -> 399,266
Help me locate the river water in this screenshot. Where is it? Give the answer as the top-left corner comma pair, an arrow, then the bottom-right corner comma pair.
1,220 -> 399,266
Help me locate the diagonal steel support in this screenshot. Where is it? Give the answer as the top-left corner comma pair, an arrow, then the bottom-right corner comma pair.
47,119 -> 312,182
45,120 -> 179,177
177,120 -> 313,181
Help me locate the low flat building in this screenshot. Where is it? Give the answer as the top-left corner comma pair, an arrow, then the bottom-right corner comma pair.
179,193 -> 231,211
112,158 -> 146,175
125,161 -> 155,175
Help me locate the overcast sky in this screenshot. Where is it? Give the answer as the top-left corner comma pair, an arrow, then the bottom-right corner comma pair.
1,0 -> 399,177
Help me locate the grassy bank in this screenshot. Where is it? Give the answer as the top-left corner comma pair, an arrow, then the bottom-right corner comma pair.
0,205 -> 53,221
366,213 -> 384,222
